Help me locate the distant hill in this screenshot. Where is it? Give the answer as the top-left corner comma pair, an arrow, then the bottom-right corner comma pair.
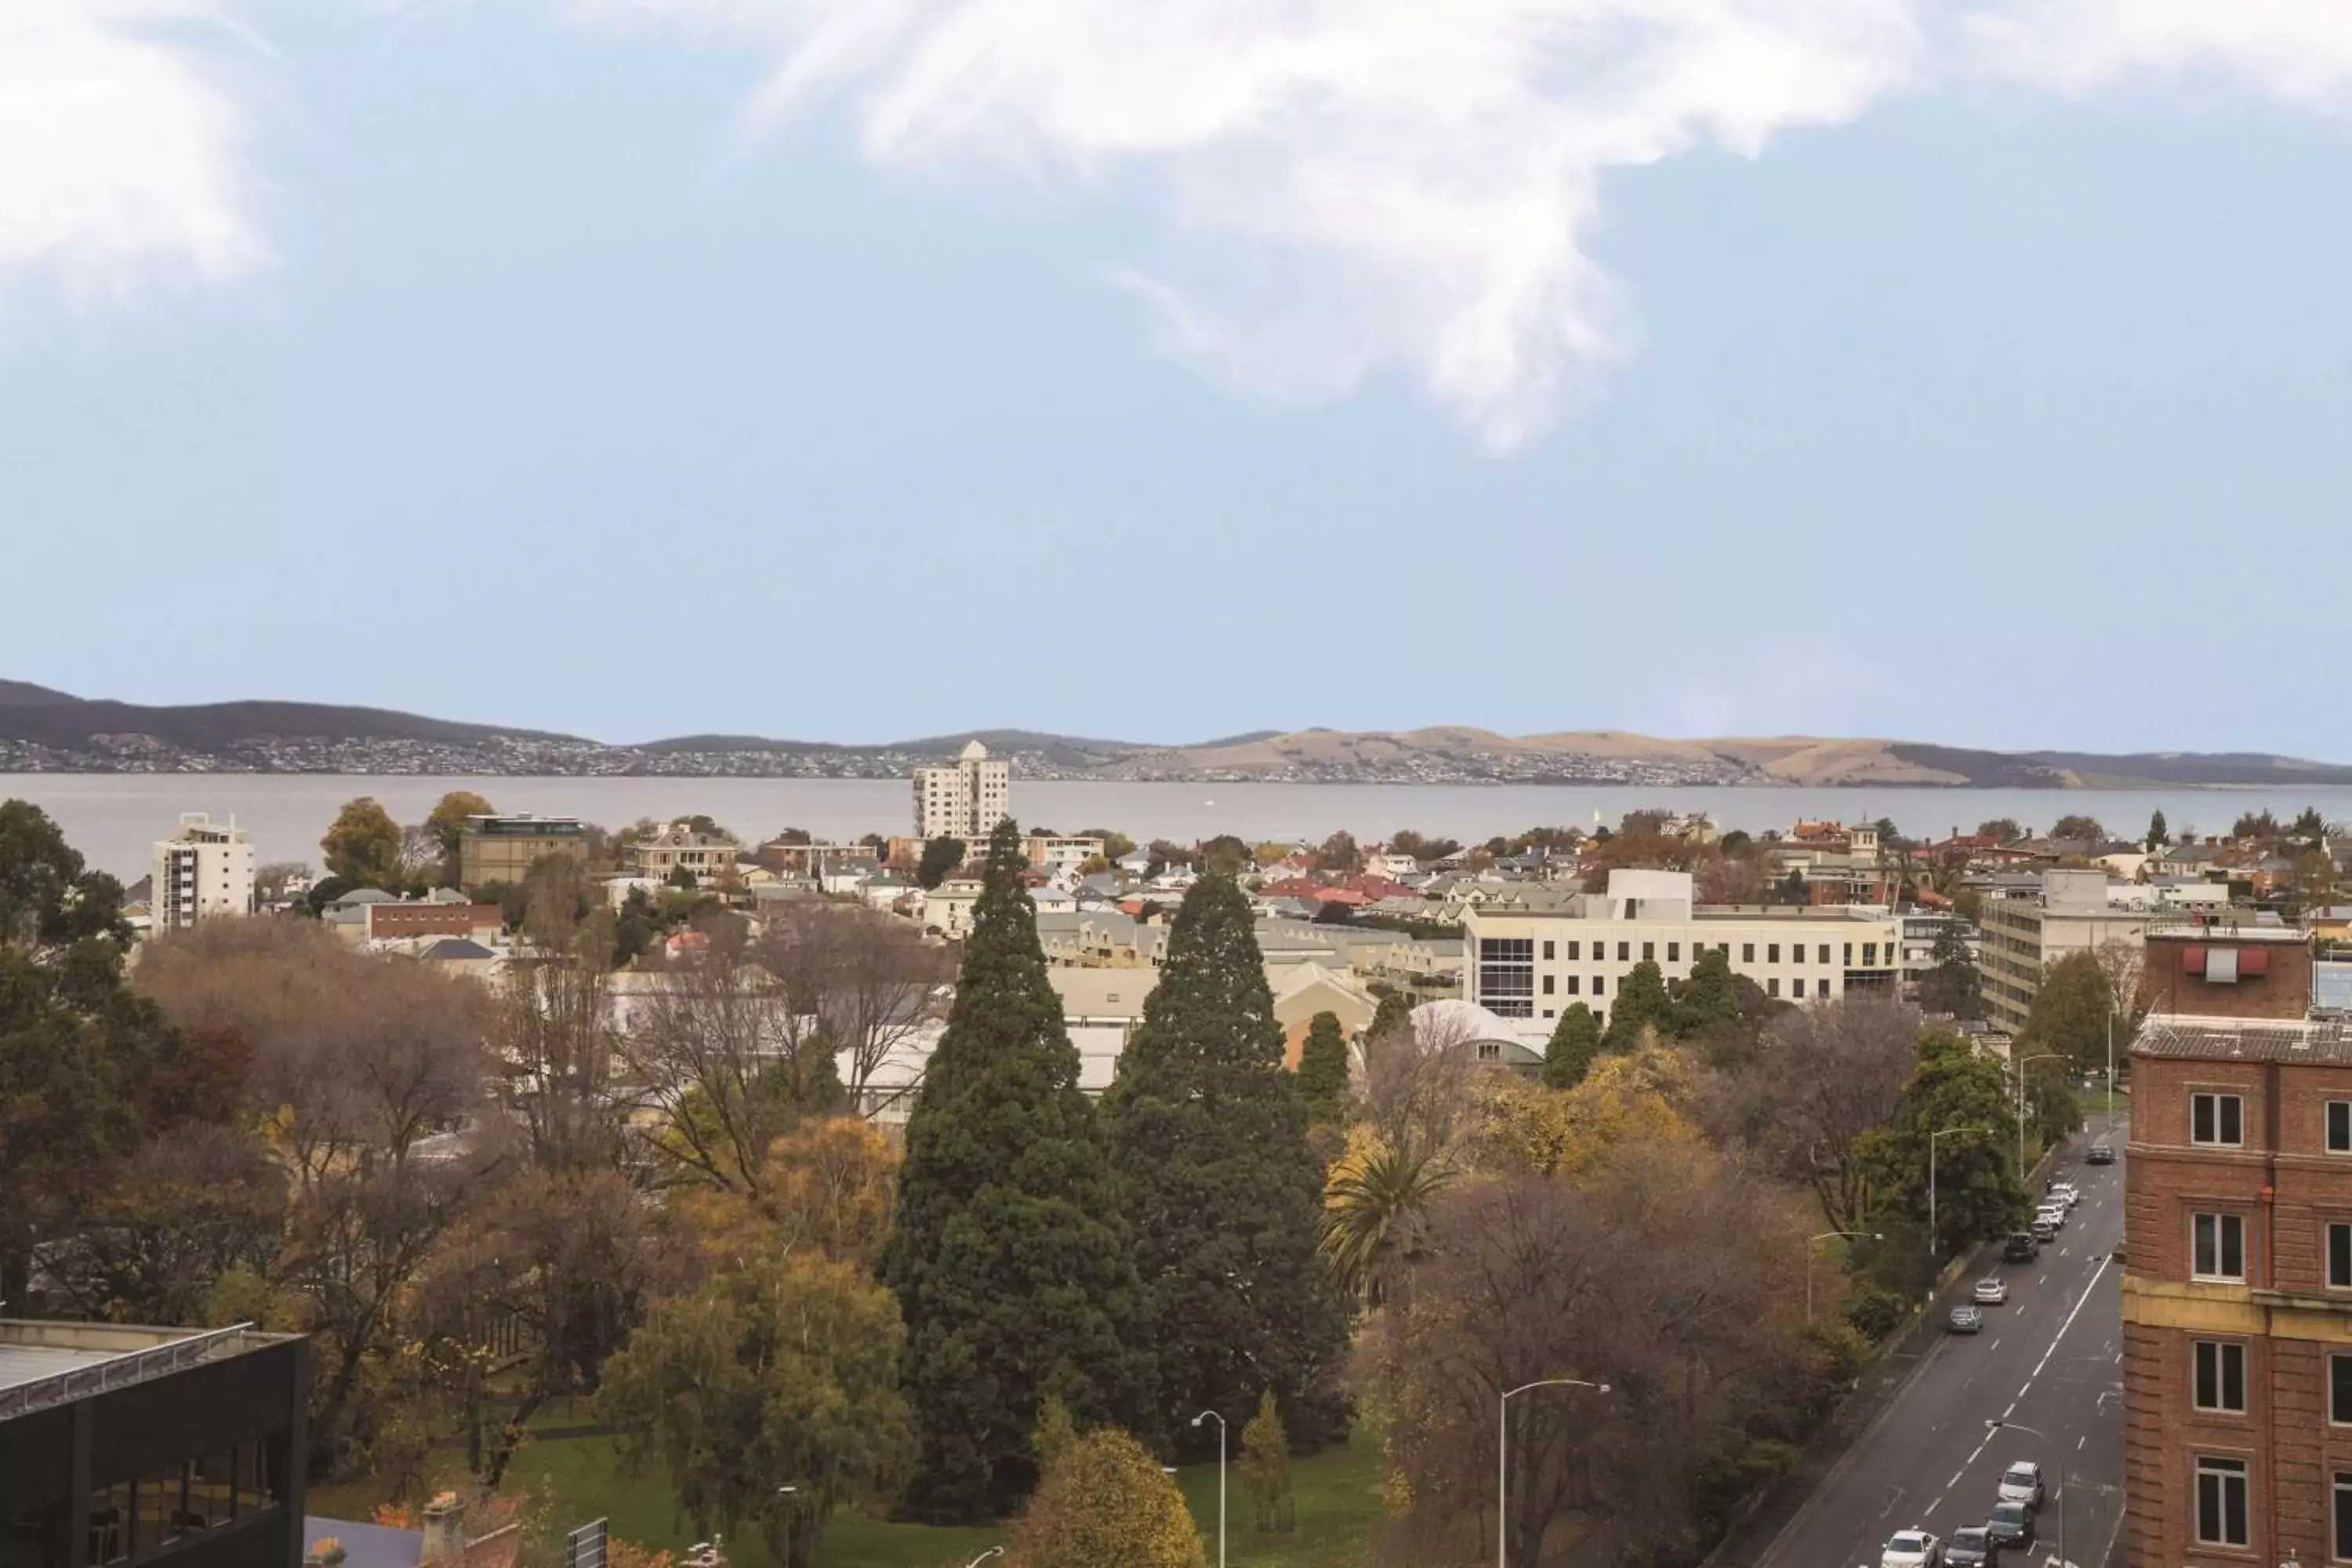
4,682 -> 2349,786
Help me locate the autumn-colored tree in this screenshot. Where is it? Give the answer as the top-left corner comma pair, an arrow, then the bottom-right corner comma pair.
321,796 -> 404,887
1079,829 -> 1136,862
424,790 -> 495,884
1008,1428 -> 1207,1568
1032,1396 -> 1080,1473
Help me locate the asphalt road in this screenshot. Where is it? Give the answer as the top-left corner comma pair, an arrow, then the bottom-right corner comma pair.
1760,1120 -> 2129,1568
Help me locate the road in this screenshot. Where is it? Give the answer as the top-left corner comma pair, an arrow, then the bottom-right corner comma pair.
1760,1122 -> 2128,1568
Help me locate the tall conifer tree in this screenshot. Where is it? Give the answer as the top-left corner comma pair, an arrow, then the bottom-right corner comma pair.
1102,873 -> 1352,1458
880,818 -> 1154,1523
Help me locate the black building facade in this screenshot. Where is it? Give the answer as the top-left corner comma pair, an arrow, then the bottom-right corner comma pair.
0,1322 -> 310,1568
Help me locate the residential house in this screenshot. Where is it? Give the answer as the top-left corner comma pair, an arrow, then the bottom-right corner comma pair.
626,822 -> 739,884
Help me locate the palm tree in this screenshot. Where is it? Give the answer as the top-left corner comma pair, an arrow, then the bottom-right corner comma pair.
1319,1145 -> 1457,1306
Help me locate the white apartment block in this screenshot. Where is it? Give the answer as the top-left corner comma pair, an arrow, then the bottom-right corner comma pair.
1977,868 -> 2151,1035
1462,869 -> 1903,1044
912,740 -> 1011,842
150,813 -> 256,931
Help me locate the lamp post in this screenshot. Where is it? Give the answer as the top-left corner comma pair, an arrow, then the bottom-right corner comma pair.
2011,1053 -> 2065,1178
1985,1419 -> 2063,1568
1191,1410 -> 1226,1568
1806,1232 -> 1884,1323
1498,1377 -> 1610,1568
1929,1125 -> 1991,1267
963,1550 -> 1004,1568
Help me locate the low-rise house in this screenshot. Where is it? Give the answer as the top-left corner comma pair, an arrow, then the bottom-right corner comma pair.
1272,962 -> 1377,1063
920,876 -> 985,939
626,822 -> 738,884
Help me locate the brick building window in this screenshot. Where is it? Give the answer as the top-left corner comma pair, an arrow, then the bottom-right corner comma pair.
2193,1213 -> 2245,1282
2195,1455 -> 2250,1547
2192,1093 -> 2245,1147
2331,1102 -> 2352,1155
2194,1341 -> 2246,1413
2331,1355 -> 2352,1425
2336,1472 -> 2352,1562
2332,1224 -> 2352,1290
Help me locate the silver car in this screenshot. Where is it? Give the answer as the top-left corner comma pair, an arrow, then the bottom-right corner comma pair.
1997,1460 -> 2044,1509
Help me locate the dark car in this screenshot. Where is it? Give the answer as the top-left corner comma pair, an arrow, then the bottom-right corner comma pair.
1985,1501 -> 2035,1548
1947,1526 -> 2002,1567
2086,1142 -> 2116,1164
2004,1232 -> 2040,1262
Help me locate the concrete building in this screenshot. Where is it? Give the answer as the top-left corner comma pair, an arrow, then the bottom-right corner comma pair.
2121,924 -> 2352,1566
2,1316 -> 310,1567
911,740 -> 1011,842
1895,909 -> 1976,1001
1025,835 -> 1105,873
1461,869 -> 1901,1044
149,814 -> 255,931
456,815 -> 587,891
1977,868 -> 2154,1035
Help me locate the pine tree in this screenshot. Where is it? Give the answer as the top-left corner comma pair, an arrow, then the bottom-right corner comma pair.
1541,1003 -> 1600,1089
879,819 -> 1155,1523
2147,809 -> 2170,849
1367,990 -> 1414,1040
1671,947 -> 1740,1040
1295,1011 -> 1351,1123
1918,925 -> 1984,1021
1102,873 -> 1353,1460
1240,1390 -> 1293,1534
1601,959 -> 1672,1052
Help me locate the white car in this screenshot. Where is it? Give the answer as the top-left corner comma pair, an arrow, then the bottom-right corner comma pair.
1998,1459 -> 2045,1508
2036,1205 -> 2067,1230
1973,1276 -> 2009,1305
2049,1183 -> 2081,1208
1882,1528 -> 1943,1568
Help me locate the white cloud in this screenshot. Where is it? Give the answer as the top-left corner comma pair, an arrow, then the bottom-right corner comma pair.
1967,1 -> 2352,109
0,1 -> 267,301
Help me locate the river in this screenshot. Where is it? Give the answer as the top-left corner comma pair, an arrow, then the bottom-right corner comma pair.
8,774 -> 2351,880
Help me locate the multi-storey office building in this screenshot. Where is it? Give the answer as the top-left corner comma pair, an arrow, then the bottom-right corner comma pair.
148,815 -> 254,932
456,815 -> 587,891
1,1319 -> 310,1567
2122,925 -> 2351,1566
1461,869 -> 1901,1040
1977,867 -> 2152,1033
910,741 -> 1010,843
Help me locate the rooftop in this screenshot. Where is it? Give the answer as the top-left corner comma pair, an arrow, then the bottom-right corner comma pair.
0,1319 -> 278,1417
2132,1014 -> 2352,1064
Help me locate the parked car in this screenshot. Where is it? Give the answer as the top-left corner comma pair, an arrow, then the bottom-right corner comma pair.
1882,1529 -> 1943,1568
2048,1182 -> 2081,1208
2031,1219 -> 2056,1243
1998,1461 -> 2045,1509
1947,1304 -> 1984,1334
2035,1203 -> 2067,1230
1946,1526 -> 2002,1567
1985,1501 -> 2035,1548
1973,1276 -> 2009,1305
2004,1232 -> 2040,1262
2086,1142 -> 2116,1164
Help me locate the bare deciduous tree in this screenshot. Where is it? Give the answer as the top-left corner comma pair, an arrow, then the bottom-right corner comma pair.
755,902 -> 950,1118
1357,1004 -> 1490,1164
1716,996 -> 1919,1235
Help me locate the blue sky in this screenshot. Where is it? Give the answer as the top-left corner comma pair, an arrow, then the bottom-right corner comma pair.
2,2 -> 2350,753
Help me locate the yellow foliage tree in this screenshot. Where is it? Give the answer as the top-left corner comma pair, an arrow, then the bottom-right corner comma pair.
1477,1033 -> 1704,1183
1009,1428 -> 1207,1568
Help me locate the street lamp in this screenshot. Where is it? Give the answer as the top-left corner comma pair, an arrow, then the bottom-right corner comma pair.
1985,1419 -> 2063,1568
1929,1125 -> 1991,1268
963,1550 -> 1004,1568
1805,1232 -> 1884,1323
2011,1053 -> 2065,1178
1498,1377 -> 1610,1568
1191,1410 -> 1226,1568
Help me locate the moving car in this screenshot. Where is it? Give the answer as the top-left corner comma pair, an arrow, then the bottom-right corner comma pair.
1973,1276 -> 2009,1305
1947,1304 -> 1984,1334
1882,1529 -> 1943,1568
1985,1501 -> 2035,1548
1998,1461 -> 2045,1508
2086,1142 -> 2116,1164
1945,1526 -> 2002,1567
2004,1232 -> 2040,1262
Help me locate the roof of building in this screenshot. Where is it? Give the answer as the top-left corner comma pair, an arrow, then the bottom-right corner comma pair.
0,1320 -> 281,1412
421,938 -> 496,962
2132,1014 -> 2352,1063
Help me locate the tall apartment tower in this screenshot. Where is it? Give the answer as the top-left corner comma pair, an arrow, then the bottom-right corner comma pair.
151,812 -> 256,931
912,739 -> 1011,841
2121,921 -> 2352,1563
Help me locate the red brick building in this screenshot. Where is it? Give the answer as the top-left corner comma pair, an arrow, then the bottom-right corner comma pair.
2124,926 -> 2352,1564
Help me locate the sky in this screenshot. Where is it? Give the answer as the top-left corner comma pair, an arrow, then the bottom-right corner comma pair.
2,2 -> 2350,754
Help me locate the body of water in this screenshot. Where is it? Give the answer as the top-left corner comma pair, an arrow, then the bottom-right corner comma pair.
9,774 -> 2352,882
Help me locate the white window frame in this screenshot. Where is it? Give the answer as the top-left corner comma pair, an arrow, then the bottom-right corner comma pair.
2193,1340 -> 2247,1414
2195,1455 -> 2250,1548
2193,1212 -> 2246,1283
2192,1091 -> 2245,1148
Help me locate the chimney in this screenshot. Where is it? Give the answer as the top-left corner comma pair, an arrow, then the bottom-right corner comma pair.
421,1496 -> 466,1565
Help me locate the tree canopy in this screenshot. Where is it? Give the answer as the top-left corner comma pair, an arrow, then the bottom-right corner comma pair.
321,796 -> 403,887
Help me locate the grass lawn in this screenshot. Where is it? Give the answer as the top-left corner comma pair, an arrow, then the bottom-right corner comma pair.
310,1431 -> 1388,1568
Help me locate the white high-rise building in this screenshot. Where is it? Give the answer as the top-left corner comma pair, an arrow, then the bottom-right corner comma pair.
912,740 -> 1011,842
151,813 -> 256,931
